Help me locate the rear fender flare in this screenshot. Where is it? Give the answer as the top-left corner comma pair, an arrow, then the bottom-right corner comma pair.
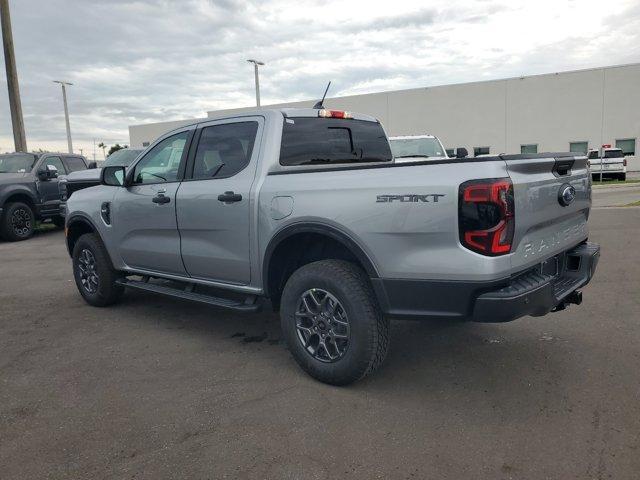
262,222 -> 380,296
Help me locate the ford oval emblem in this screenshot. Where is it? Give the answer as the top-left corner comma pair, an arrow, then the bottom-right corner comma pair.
558,183 -> 576,207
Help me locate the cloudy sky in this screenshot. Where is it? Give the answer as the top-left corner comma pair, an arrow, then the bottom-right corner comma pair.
1,0 -> 639,157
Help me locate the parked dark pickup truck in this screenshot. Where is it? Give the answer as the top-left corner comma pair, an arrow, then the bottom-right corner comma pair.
0,152 -> 93,241
62,148 -> 144,198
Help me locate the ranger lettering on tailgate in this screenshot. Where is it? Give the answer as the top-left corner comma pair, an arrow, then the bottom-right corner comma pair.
522,222 -> 588,259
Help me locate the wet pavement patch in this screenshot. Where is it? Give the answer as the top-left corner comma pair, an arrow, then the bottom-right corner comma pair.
242,332 -> 268,343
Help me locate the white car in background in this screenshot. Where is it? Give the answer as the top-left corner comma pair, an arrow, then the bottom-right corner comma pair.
588,148 -> 627,181
389,135 -> 449,163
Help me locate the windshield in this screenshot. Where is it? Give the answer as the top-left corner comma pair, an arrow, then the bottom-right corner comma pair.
0,154 -> 37,173
390,138 -> 446,158
103,149 -> 143,167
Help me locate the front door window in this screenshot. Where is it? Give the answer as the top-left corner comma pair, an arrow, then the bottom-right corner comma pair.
132,132 -> 189,184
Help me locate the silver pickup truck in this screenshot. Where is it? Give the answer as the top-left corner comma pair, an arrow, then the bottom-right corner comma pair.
64,108 -> 600,385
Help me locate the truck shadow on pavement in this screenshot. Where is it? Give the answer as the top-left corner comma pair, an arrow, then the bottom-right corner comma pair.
112,288 -> 574,409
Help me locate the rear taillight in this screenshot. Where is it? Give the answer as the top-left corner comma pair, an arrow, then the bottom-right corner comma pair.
459,178 -> 514,256
623,158 -> 627,167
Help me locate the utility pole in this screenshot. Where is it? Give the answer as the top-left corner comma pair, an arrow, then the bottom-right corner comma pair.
246,59 -> 264,107
1,0 -> 27,152
53,80 -> 73,153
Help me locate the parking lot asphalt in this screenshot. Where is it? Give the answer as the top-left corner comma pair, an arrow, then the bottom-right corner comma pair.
1,207 -> 640,479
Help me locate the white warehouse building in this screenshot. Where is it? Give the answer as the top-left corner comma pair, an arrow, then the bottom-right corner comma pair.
129,63 -> 640,170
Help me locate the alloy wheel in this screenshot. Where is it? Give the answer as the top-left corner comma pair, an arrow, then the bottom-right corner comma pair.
11,208 -> 32,237
295,288 -> 350,363
77,248 -> 100,294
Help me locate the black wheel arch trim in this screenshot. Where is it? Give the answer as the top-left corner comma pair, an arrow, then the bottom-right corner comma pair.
262,222 -> 380,297
65,213 -> 101,256
0,186 -> 40,210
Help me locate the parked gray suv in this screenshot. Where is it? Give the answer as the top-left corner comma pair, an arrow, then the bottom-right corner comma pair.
64,108 -> 600,384
0,152 -> 92,241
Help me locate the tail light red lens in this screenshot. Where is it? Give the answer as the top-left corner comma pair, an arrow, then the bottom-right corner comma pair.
459,178 -> 514,256
623,158 -> 627,167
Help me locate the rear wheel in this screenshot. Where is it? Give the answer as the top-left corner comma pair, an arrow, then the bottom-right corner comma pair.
72,233 -> 124,307
619,172 -> 627,181
280,260 -> 389,385
0,202 -> 35,241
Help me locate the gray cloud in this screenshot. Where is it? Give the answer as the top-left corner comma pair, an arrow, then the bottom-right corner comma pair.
0,0 -> 639,154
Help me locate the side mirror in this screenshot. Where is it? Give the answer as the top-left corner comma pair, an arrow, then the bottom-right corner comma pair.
87,161 -> 98,169
456,147 -> 468,159
37,164 -> 59,180
101,166 -> 126,187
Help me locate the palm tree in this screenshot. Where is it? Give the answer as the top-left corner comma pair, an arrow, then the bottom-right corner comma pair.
97,142 -> 107,160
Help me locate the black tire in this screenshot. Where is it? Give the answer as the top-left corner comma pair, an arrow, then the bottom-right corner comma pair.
0,202 -> 35,241
72,233 -> 124,307
52,216 -> 65,228
619,173 -> 627,181
280,259 -> 389,385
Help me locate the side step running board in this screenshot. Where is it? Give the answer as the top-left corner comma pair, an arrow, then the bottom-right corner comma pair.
115,278 -> 262,312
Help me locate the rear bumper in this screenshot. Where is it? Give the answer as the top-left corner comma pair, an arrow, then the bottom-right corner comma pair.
590,164 -> 626,174
372,241 -> 600,323
473,242 -> 599,322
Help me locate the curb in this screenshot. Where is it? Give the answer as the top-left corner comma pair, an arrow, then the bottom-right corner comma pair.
592,182 -> 640,190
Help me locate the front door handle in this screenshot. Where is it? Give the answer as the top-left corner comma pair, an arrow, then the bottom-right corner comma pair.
152,193 -> 171,204
217,191 -> 242,203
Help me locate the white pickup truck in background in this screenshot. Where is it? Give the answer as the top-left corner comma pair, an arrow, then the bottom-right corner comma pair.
389,135 -> 450,162
588,148 -> 627,181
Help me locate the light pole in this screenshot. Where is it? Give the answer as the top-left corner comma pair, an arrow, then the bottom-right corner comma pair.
246,59 -> 264,107
53,80 -> 73,153
1,0 -> 27,152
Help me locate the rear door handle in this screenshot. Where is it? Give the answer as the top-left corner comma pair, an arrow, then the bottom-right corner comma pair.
152,193 -> 171,204
217,191 -> 242,203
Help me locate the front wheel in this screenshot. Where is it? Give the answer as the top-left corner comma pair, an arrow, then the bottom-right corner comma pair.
72,233 -> 124,307
0,202 -> 35,241
280,260 -> 389,385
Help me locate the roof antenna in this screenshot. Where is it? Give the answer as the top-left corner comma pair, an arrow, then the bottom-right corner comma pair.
313,81 -> 331,109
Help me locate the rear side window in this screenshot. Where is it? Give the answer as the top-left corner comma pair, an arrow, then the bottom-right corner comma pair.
64,157 -> 87,172
192,122 -> 259,179
279,117 -> 392,166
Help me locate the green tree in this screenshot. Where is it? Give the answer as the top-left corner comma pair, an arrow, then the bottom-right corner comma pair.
97,142 -> 107,159
108,144 -> 128,156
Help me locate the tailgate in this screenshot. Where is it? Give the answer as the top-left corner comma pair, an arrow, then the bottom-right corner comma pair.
502,153 -> 591,271
601,157 -> 625,170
